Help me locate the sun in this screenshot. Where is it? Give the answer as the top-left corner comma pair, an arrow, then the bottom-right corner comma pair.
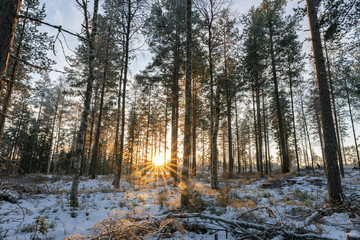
152,154 -> 165,166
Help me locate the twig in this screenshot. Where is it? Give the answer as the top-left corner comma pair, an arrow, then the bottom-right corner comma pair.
237,206 -> 271,219
19,15 -> 90,43
10,55 -> 66,74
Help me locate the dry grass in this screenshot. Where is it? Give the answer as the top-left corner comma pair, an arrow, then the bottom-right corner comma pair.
65,210 -> 186,240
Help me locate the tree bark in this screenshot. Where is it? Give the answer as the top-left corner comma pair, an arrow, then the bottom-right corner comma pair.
305,0 -> 343,205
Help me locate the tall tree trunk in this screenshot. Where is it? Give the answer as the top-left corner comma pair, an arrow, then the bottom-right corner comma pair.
268,20 -> 290,173
0,0 -> 22,100
129,110 -> 136,175
144,92 -> 151,174
306,0 -> 343,205
170,24 -> 180,184
70,0 -> 99,207
181,0 -> 192,208
47,86 -> 61,173
235,98 -> 241,174
345,86 -> 360,170
0,3 -> 27,144
211,83 -> 220,189
84,87 -> 98,176
255,80 -> 263,176
222,131 -> 226,175
114,0 -> 132,188
251,86 -> 259,172
29,95 -> 43,173
164,98 -> 168,166
301,96 -> 315,172
338,119 -> 347,166
302,125 -> 309,168
53,112 -> 63,173
191,77 -> 197,176
315,106 -> 327,171
289,75 -> 300,172
90,34 -> 110,179
324,39 -> 344,177
113,53 -> 123,180
262,92 -> 269,174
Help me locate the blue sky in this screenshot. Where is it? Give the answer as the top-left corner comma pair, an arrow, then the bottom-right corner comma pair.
38,0 -> 310,79
34,0 -> 359,156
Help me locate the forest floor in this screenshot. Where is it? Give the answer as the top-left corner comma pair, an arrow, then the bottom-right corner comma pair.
1,167 -> 360,240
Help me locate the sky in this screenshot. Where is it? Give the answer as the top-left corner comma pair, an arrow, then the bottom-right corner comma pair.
38,0 -> 311,80
34,0 -> 359,156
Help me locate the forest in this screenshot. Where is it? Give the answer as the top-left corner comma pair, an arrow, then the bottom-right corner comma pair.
0,0 -> 360,239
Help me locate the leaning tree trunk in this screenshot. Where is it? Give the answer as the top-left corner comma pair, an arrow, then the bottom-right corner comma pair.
181,0 -> 192,208
305,0 -> 343,205
70,0 -> 99,208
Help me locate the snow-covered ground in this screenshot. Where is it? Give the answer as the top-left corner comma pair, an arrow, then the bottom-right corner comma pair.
1,167 -> 359,239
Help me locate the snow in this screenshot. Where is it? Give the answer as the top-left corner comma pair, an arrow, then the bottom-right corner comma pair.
0,167 -> 359,239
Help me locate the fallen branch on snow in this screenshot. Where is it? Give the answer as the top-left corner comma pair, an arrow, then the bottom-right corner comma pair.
168,213 -> 337,240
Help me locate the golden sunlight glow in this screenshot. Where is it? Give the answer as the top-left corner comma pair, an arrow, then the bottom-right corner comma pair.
152,154 -> 165,166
